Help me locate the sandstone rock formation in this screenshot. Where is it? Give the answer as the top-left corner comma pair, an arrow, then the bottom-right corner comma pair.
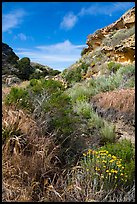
65,7 -> 135,80
86,6 -> 135,63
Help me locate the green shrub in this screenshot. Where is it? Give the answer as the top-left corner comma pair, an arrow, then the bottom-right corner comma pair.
80,149 -> 129,191
88,110 -> 104,129
43,91 -> 73,134
16,57 -> 34,80
80,62 -> 89,74
124,77 -> 135,88
99,139 -> 134,164
98,139 -> 135,187
116,64 -> 135,77
100,122 -> 116,145
63,67 -> 82,85
81,47 -> 87,56
28,78 -> 64,95
73,100 -> 92,119
42,91 -> 84,165
67,82 -> 95,103
48,69 -> 61,76
107,61 -> 121,73
4,87 -> 32,111
29,71 -> 45,80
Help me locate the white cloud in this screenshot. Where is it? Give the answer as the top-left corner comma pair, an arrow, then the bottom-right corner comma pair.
14,33 -> 27,41
78,2 -> 134,17
13,33 -> 34,41
60,12 -> 78,30
59,2 -> 134,30
15,40 -> 86,71
2,9 -> 26,32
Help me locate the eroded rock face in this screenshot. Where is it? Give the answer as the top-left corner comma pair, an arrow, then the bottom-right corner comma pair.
85,7 -> 135,63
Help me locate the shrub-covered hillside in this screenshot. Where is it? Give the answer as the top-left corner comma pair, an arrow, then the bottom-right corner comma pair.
2,7 -> 135,202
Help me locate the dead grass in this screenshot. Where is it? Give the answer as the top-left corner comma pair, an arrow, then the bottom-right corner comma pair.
91,88 -> 135,113
2,104 -> 62,201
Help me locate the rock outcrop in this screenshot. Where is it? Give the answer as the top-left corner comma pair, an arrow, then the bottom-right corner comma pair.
86,6 -> 135,63
65,7 -> 135,80
2,42 -> 19,75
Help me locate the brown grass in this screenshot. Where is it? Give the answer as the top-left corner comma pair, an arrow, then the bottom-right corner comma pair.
91,88 -> 135,113
2,104 -> 62,201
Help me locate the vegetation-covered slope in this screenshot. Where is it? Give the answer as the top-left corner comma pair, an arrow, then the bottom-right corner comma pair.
2,7 -> 135,202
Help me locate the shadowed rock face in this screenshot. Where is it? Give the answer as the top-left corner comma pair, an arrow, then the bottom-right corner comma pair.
2,43 -> 19,75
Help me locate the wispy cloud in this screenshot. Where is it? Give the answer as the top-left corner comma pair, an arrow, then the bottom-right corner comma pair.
60,2 -> 134,30
60,12 -> 78,30
2,9 -> 26,32
78,2 -> 134,17
15,40 -> 86,70
13,33 -> 34,41
14,33 -> 27,41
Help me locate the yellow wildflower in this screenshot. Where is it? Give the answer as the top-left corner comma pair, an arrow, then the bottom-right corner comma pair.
112,155 -> 117,160
95,167 -> 100,171
106,170 -> 109,173
83,153 -> 86,156
109,159 -> 114,163
108,173 -> 111,176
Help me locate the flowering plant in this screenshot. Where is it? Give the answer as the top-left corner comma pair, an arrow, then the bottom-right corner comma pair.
81,149 -> 128,190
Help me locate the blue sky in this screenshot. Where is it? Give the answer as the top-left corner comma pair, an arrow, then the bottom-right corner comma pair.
2,2 -> 135,71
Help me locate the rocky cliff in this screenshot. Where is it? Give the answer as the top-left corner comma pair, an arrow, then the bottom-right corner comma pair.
86,6 -> 135,63
64,7 -> 135,80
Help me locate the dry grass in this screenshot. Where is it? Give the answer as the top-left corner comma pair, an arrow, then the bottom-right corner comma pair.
91,88 -> 135,113
2,85 -> 135,202
2,105 -> 62,202
2,103 -> 135,201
